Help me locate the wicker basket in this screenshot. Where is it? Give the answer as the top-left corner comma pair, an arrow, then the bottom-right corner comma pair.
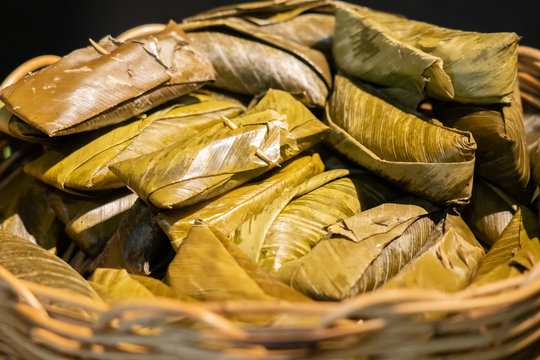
0,42 -> 539,360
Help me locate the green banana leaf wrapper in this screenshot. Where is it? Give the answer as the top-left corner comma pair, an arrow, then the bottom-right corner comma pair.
49,190 -> 138,257
382,214 -> 485,292
0,169 -> 64,249
157,153 -> 324,251
256,170 -> 398,273
325,74 -> 476,206
469,207 -> 540,288
277,198 -> 440,301
90,199 -> 175,279
462,179 -> 519,246
185,0 -> 335,54
166,221 -> 309,302
433,85 -> 530,200
333,4 -> 519,108
0,22 -> 215,137
181,18 -> 332,107
111,90 -> 328,209
0,230 -> 100,301
90,268 -> 194,303
24,91 -> 244,193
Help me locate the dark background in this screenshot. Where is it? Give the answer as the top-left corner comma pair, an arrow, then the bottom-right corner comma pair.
1,1 -> 539,80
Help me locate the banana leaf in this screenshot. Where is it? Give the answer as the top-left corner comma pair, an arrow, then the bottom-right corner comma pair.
0,22 -> 215,137
89,268 -> 194,303
233,169 -> 350,261
181,18 -> 332,107
325,74 -> 476,206
469,207 -> 540,288
523,107 -> 540,162
0,214 -> 36,244
245,89 -> 329,154
185,0 -> 331,21
49,190 -> 138,257
90,199 -> 174,278
0,101 -> 49,143
333,5 -> 519,107
433,85 -> 530,200
257,171 -> 398,273
111,104 -> 324,209
277,198 -> 440,301
0,168 -> 63,249
166,221 -> 306,302
0,230 -> 100,300
157,153 -> 324,250
382,214 -> 485,292
24,92 -> 244,193
462,179 -> 519,246
185,0 -> 335,54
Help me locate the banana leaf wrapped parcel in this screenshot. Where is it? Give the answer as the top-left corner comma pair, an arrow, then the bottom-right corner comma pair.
24,91 -> 244,193
277,198 -> 441,300
185,0 -> 335,54
111,91 -> 328,209
433,85 -> 530,200
325,74 -> 476,206
249,169 -> 398,273
89,268 -> 193,303
91,199 -> 174,278
382,214 -> 485,292
0,169 -> 64,249
0,231 -> 100,301
462,179 -> 519,246
166,221 -> 309,302
0,21 -> 215,136
333,4 -> 519,108
469,207 -> 540,288
157,153 -> 324,250
48,190 -> 138,257
180,18 -> 332,107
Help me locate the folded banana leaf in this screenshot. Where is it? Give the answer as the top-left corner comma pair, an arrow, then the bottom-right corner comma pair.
462,179 -> 519,246
326,74 -> 476,206
469,207 -> 540,288
185,0 -> 331,21
0,21 -> 215,136
277,198 -> 440,300
111,102 -> 325,209
382,214 -> 485,292
433,85 -> 530,200
181,18 -> 332,107
257,171 -> 398,273
233,169 -> 350,261
0,101 -> 49,143
0,168 -> 63,249
333,5 -> 519,107
89,268 -> 193,303
90,199 -> 174,278
166,221 -> 307,302
49,190 -> 138,257
24,92 -> 244,193
185,0 -> 335,54
157,153 -> 324,250
0,230 -> 100,300
0,214 -> 37,244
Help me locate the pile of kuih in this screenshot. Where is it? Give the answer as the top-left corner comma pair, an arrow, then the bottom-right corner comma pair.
0,0 -> 539,309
